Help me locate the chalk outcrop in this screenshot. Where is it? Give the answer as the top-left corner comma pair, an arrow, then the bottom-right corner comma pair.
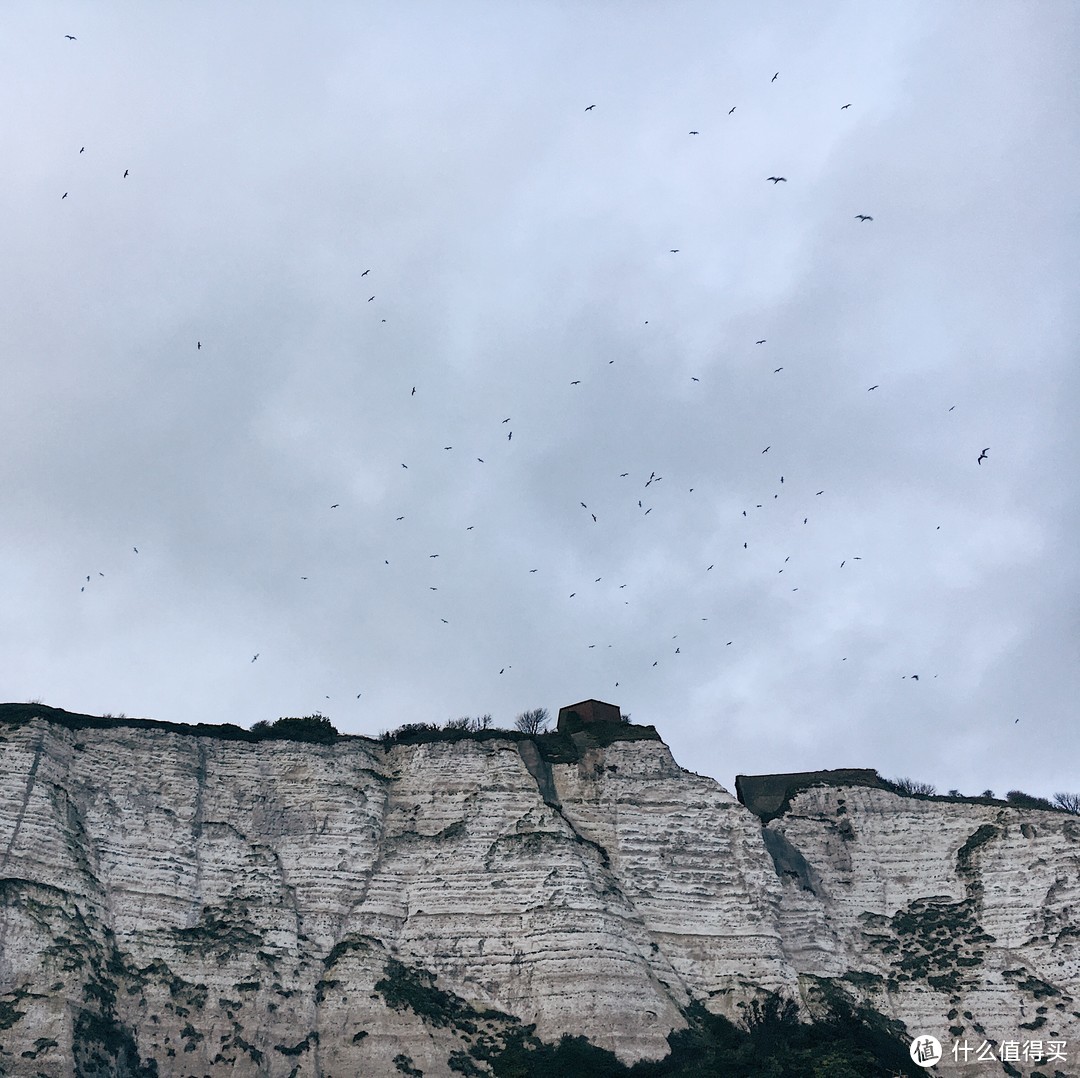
0,708 -> 1076,1077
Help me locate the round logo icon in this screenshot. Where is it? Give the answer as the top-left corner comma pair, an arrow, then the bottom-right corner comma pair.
910,1035 -> 943,1068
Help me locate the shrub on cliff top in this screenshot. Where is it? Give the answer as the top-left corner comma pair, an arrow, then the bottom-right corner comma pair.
249,714 -> 338,744
887,777 -> 936,797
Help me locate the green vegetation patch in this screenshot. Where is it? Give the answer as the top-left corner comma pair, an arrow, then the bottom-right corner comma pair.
860,897 -> 993,993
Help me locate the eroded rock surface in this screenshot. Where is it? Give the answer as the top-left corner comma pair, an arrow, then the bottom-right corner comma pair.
0,714 -> 1076,1076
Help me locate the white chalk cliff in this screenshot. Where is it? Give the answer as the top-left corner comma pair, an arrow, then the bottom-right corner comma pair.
0,709 -> 1076,1077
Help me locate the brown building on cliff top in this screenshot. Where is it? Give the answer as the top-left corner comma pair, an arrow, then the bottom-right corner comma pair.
557,699 -> 621,732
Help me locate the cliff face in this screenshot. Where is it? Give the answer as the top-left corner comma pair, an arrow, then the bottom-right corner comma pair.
0,712 -> 1077,1077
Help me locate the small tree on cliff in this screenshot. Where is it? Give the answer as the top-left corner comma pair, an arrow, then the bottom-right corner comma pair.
889,776 -> 936,797
1052,792 -> 1080,814
515,708 -> 550,735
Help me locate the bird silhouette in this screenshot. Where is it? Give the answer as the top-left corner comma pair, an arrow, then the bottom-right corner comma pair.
133,547 -> 138,553
868,385 -> 879,391
330,503 -> 339,509
197,341 -> 201,349
977,448 -> 989,464
855,215 -> 873,221
62,192 -> 68,199
368,296 -> 374,302
774,367 -> 783,373
688,131 -> 698,135
123,169 -> 128,178
728,106 -> 736,115
691,376 -> 699,381
508,431 -> 512,440
585,104 -> 596,111
670,249 -> 679,253
411,386 -> 415,395
767,177 -> 787,183
570,380 -> 580,385
401,463 -> 408,468
502,417 -> 511,423
772,72 -> 779,81
79,146 -> 84,153
841,103 -> 852,109
65,35 -> 77,40
251,654 -> 259,662
361,269 -> 370,276
762,446 -> 770,453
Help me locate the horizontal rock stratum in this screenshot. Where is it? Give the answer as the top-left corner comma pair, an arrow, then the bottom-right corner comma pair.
0,705 -> 1076,1077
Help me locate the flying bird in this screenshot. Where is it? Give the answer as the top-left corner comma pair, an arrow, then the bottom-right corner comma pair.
767,177 -> 787,183
251,654 -> 259,663
361,269 -> 370,276
330,503 -> 339,508
508,431 -> 512,440
585,104 -> 596,111
411,386 -> 415,395
728,106 -> 736,115
670,249 -> 679,253
762,446 -> 770,453
62,192 -> 68,199
502,417 -> 511,423
133,547 -> 138,553
197,341 -> 201,349
868,385 -> 879,391
401,463 -> 408,468
368,296 -> 374,302
855,214 -> 873,221
774,367 -> 783,373
771,72 -> 779,82
756,339 -> 766,344
123,169 -> 128,178
79,146 -> 84,153
977,448 -> 989,464
691,376 -> 699,381
841,103 -> 852,109
688,131 -> 698,135
570,380 -> 580,385
396,516 -> 404,521
65,35 -> 77,40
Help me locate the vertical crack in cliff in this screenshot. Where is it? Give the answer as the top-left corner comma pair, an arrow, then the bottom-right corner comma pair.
0,729 -> 45,875
187,739 -> 208,928
516,740 -> 612,868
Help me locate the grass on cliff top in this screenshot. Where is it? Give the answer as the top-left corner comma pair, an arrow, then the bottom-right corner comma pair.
0,703 -> 661,761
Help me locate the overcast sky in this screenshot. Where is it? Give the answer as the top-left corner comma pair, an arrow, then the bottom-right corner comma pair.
3,2 -> 1078,802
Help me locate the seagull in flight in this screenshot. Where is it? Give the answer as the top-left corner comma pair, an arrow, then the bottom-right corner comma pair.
62,192 -> 68,199
855,214 -> 873,221
585,104 -> 596,111
251,654 -> 259,662
80,146 -> 85,153
411,386 -> 415,395
570,380 -> 580,385
762,446 -> 770,453
841,103 -> 852,109
65,35 -> 77,40
670,249 -> 679,253
368,296 -> 375,302
771,72 -> 779,82
123,169 -> 129,178
361,269 -> 370,276
977,448 -> 989,464
197,341 -> 201,349
688,131 -> 698,135
728,106 -> 736,115
330,503 -> 339,509
774,367 -> 783,373
767,176 -> 787,183
868,385 -> 879,391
